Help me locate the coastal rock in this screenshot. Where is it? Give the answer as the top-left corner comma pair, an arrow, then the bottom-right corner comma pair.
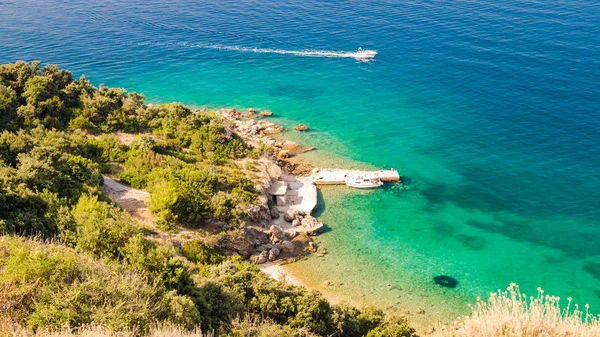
245,204 -> 271,226
268,246 -> 281,261
256,251 -> 269,264
283,210 -> 296,222
257,120 -> 283,135
269,225 -> 286,242
269,207 -> 280,219
216,108 -> 239,119
242,108 -> 256,117
255,244 -> 273,252
277,150 -> 290,159
284,228 -> 298,239
282,240 -> 295,252
282,140 -> 303,154
294,124 -> 310,131
259,110 -> 273,117
301,215 -> 320,229
225,226 -> 271,258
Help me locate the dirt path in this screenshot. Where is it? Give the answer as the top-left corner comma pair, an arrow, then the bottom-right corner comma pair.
102,176 -> 156,226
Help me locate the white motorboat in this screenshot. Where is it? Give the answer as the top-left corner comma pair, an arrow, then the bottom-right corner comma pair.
354,47 -> 378,60
344,174 -> 384,189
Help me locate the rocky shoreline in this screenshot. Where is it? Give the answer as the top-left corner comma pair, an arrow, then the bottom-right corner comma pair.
213,107 -> 326,266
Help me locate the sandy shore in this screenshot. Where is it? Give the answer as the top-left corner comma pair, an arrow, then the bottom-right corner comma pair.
259,263 -> 346,306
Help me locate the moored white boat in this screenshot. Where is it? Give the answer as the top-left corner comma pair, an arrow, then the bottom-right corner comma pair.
344,174 -> 384,189
354,47 -> 378,60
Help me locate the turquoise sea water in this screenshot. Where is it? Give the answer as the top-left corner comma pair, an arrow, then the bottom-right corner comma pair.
2,0 -> 600,324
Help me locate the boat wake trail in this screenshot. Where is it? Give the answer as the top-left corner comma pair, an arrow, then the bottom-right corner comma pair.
138,42 -> 376,60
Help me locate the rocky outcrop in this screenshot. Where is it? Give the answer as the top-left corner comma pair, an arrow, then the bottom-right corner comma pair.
284,228 -> 297,239
226,227 -> 271,259
245,204 -> 272,227
242,108 -> 257,117
259,110 -> 273,117
255,251 -> 269,264
268,246 -> 281,261
281,240 -> 295,252
215,108 -> 240,120
283,210 -> 296,222
294,124 -> 310,131
269,225 -> 286,243
301,215 -> 320,229
237,119 -> 284,137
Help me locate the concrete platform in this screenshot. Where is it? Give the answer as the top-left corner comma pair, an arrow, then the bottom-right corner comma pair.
311,168 -> 400,185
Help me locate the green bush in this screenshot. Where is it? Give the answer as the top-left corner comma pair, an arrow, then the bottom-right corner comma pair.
0,236 -> 170,333
72,194 -> 138,259
182,239 -> 224,265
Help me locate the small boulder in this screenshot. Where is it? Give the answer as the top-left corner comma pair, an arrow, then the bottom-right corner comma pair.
270,208 -> 280,219
283,210 -> 296,222
259,110 -> 273,117
269,225 -> 286,242
416,308 -> 425,314
277,149 -> 290,159
284,228 -> 298,239
294,124 -> 310,131
282,240 -> 295,252
255,251 -> 269,264
282,140 -> 303,154
292,218 -> 301,227
268,247 -> 281,261
301,215 -> 320,228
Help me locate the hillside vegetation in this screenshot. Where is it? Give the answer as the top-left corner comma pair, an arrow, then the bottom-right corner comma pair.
0,61 -> 415,336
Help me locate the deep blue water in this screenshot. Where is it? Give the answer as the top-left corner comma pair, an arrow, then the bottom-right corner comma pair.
2,0 -> 600,319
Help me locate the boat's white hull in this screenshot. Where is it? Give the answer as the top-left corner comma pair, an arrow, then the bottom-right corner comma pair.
353,50 -> 378,60
345,183 -> 381,189
344,178 -> 384,189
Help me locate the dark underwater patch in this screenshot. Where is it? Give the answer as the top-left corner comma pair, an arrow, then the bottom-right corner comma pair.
419,181 -> 453,206
432,221 -> 455,237
463,215 -> 597,258
464,219 -> 501,232
584,261 -> 600,281
455,234 -> 488,251
433,275 -> 458,288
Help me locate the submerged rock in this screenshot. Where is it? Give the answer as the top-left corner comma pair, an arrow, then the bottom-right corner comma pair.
259,110 -> 273,117
433,275 -> 458,288
294,124 -> 310,131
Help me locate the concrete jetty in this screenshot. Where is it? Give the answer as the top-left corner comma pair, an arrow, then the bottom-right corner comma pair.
311,168 -> 400,185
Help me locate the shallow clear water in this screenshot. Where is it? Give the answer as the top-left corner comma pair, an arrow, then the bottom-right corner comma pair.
2,0 -> 600,325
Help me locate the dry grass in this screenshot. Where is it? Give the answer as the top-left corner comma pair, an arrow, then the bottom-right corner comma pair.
436,283 -> 600,337
0,321 -> 208,337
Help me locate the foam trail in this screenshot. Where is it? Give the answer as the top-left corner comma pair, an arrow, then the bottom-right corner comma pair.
139,42 -> 376,59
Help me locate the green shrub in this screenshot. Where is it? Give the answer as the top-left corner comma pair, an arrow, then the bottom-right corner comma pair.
182,239 -> 224,266
0,236 -> 169,333
72,194 -> 138,259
